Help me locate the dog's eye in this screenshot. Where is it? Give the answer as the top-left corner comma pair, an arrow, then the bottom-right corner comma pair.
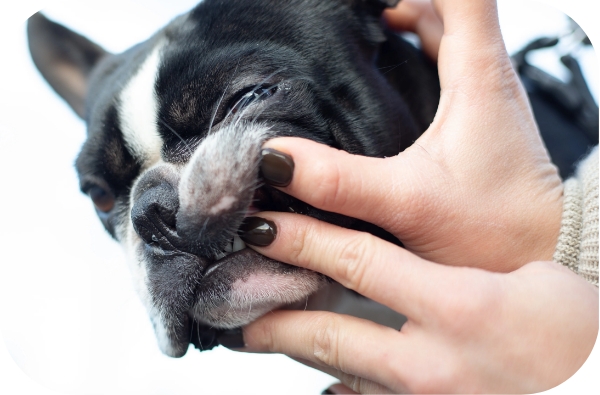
88,185 -> 115,213
229,85 -> 278,115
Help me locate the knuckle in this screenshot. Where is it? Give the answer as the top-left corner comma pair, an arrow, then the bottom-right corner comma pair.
311,314 -> 343,369
289,220 -> 324,268
289,220 -> 310,265
308,160 -> 348,210
346,375 -> 399,394
251,316 -> 279,352
348,375 -> 367,394
335,233 -> 375,291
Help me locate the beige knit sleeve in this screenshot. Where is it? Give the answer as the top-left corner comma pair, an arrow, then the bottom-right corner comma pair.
553,146 -> 599,286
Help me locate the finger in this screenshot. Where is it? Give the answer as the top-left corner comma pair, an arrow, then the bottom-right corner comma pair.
432,0 -> 516,93
384,0 -> 443,61
295,361 -> 395,394
245,211 -> 454,318
323,383 -> 360,395
330,374 -> 396,395
295,361 -> 395,395
262,137 -> 427,236
243,310 -> 407,393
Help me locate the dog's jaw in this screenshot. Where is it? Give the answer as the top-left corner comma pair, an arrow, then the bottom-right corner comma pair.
192,249 -> 325,329
125,120 -> 327,357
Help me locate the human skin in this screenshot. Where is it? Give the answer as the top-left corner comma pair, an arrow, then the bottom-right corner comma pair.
260,0 -> 566,275
228,0 -> 599,393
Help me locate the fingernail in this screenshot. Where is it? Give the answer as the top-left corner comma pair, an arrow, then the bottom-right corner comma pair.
321,390 -> 334,395
238,217 -> 277,247
218,328 -> 245,349
260,148 -> 294,187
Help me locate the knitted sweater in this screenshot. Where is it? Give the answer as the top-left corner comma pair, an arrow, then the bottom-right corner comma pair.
553,146 -> 599,286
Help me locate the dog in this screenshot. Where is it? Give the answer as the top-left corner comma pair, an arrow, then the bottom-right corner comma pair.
27,0 -> 440,358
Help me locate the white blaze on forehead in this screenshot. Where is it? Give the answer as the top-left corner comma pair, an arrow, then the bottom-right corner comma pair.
119,42 -> 165,165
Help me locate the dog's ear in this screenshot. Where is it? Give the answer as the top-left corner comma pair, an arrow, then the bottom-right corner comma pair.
27,12 -> 109,119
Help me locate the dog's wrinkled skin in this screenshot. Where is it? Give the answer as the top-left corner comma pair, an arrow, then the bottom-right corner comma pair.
28,0 -> 439,357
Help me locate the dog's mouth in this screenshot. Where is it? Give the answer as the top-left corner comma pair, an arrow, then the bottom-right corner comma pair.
204,200 -> 260,269
205,235 -> 248,273
128,123 -> 334,356
201,188 -> 295,275
130,153 -> 389,357
212,233 -> 248,258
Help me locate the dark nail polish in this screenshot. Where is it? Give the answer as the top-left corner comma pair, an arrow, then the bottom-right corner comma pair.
260,148 -> 294,187
218,328 -> 245,349
321,390 -> 334,395
238,217 -> 277,247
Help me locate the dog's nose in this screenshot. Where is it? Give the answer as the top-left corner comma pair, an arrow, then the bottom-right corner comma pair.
131,182 -> 183,251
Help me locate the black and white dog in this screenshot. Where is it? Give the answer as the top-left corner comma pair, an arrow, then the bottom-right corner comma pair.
27,0 -> 439,357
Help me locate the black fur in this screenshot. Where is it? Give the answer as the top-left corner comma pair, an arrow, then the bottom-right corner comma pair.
28,0 -> 440,357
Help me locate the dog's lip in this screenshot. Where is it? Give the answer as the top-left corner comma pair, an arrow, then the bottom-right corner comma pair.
202,247 -> 254,277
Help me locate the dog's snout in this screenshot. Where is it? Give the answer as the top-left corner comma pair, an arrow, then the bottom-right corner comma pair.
131,182 -> 181,251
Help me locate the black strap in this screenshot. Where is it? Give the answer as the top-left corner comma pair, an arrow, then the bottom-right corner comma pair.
512,31 -> 598,179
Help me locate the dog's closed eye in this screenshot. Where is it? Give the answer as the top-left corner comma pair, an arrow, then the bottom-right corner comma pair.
228,85 -> 278,115
88,185 -> 115,213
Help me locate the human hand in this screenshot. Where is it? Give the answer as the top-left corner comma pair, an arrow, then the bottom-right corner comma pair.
224,0 -> 588,393
236,214 -> 598,393
254,0 -> 563,273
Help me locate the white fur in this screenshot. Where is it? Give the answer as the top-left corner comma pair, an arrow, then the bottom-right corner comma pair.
124,160 -> 182,356
178,121 -> 273,221
192,270 -> 323,329
209,195 -> 237,215
119,41 -> 165,166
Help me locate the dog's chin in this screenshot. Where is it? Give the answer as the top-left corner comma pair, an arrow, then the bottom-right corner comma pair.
190,248 -> 326,329
147,246 -> 326,357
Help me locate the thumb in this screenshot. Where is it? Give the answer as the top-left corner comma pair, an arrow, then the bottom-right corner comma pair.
433,0 -> 514,93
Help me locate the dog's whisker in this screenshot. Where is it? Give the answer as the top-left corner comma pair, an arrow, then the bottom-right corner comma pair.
376,58 -> 411,72
247,294 -> 253,321
230,68 -> 287,125
158,118 -> 193,157
215,298 -> 235,325
231,85 -> 279,130
379,59 -> 410,76
208,61 -> 241,136
240,76 -> 314,125
198,217 -> 209,240
189,320 -> 204,351
249,102 -> 274,125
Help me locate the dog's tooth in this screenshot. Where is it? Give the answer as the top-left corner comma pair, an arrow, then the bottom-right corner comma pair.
224,240 -> 233,253
232,235 -> 246,252
215,251 -> 226,260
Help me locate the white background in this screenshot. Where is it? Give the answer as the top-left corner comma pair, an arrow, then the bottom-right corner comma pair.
0,0 -> 598,394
